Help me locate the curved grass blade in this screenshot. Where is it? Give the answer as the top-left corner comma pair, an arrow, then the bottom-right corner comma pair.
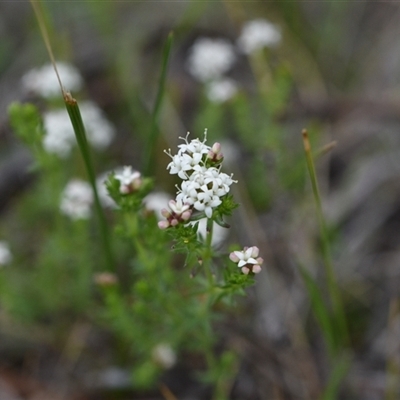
64,94 -> 114,271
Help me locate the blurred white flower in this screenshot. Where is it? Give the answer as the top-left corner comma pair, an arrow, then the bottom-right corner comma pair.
21,62 -> 83,98
151,343 -> 176,369
78,102 -> 115,150
43,109 -> 75,157
206,78 -> 238,103
143,192 -> 171,220
42,101 -> 115,157
237,19 -> 281,54
186,38 -> 236,82
196,218 -> 229,248
60,179 -> 93,220
0,241 -> 12,266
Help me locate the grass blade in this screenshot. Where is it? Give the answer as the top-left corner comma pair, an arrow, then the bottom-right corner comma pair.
299,264 -> 337,357
322,352 -> 352,400
302,129 -> 349,350
64,94 -> 114,271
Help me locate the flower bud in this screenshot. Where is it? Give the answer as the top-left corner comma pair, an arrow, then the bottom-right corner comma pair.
229,252 -> 240,263
250,246 -> 259,258
170,219 -> 179,227
252,265 -> 262,274
158,220 -> 170,229
241,267 -> 250,275
211,142 -> 221,154
161,208 -> 171,218
181,210 -> 192,221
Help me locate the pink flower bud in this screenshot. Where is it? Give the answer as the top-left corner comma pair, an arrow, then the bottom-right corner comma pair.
161,208 -> 170,218
158,221 -> 170,229
211,142 -> 221,154
229,252 -> 240,263
250,246 -> 259,258
170,219 -> 179,226
256,257 -> 263,265
252,265 -> 262,274
181,210 -> 192,221
120,185 -> 130,194
241,267 -> 250,275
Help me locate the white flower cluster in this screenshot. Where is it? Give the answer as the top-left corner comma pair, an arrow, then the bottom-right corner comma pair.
159,132 -> 236,228
237,19 -> 282,54
60,179 -> 93,220
186,38 -> 238,104
229,246 -> 263,275
185,19 -> 281,103
0,241 -> 12,266
186,38 -> 236,83
43,101 -> 115,158
22,62 -> 83,98
206,78 -> 238,104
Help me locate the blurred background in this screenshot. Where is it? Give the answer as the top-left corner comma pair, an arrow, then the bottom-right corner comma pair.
1,1 -> 400,399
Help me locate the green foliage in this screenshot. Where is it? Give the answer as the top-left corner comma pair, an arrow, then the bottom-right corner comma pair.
8,102 -> 43,146
166,222 -> 202,254
3,5 -> 354,398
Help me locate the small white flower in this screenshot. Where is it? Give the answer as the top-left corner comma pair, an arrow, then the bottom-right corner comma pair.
206,78 -> 238,103
237,19 -> 281,54
0,241 -> 12,266
186,38 -> 236,82
152,343 -> 176,369
168,199 -> 191,215
177,134 -> 210,156
22,62 -> 83,98
229,246 -> 263,274
60,179 -> 93,220
114,166 -> 142,194
166,153 -> 193,180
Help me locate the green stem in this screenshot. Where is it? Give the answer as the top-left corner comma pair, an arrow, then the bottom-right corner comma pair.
302,129 -> 349,351
65,95 -> 114,271
203,218 -> 214,288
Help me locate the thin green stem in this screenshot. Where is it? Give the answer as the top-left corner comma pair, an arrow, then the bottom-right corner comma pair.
203,218 -> 214,288
143,31 -> 173,176
302,129 -> 349,351
65,96 -> 114,271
